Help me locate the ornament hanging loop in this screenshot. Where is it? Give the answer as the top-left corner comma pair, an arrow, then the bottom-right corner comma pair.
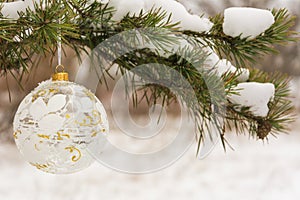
52,64 -> 69,81
55,64 -> 65,73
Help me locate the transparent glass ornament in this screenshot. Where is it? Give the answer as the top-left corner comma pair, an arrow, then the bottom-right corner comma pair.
13,80 -> 109,174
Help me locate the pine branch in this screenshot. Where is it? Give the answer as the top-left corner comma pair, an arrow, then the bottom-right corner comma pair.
183,8 -> 298,68
223,68 -> 295,140
0,1 -> 298,150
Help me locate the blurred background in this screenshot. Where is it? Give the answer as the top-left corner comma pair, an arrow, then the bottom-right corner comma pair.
0,0 -> 300,199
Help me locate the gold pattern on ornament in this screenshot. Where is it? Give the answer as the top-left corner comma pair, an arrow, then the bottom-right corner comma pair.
75,116 -> 91,127
92,128 -> 106,137
37,134 -> 50,139
30,162 -> 50,170
75,118 -> 89,127
85,90 -> 95,101
92,110 -> 102,123
23,119 -> 35,125
91,131 -> 98,137
34,141 -> 44,151
13,130 -> 21,139
49,88 -> 59,94
65,146 -> 82,162
75,110 -> 102,126
65,114 -> 71,119
56,132 -> 71,140
34,144 -> 40,151
32,90 -> 47,102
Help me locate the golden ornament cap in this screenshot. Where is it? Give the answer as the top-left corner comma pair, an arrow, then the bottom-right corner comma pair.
52,65 -> 69,81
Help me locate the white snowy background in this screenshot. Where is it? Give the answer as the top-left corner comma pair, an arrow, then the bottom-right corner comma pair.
1,127 -> 300,200
0,0 -> 300,200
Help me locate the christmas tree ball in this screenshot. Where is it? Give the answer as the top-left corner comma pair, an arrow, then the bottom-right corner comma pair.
13,80 -> 109,174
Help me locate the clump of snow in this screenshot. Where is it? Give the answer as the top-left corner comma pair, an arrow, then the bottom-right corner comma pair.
228,82 -> 275,117
94,0 -> 110,4
223,7 -> 275,39
144,0 -> 213,32
1,0 -> 34,20
203,47 -> 220,67
236,68 -> 250,82
213,59 -> 249,81
156,37 -> 193,57
214,59 -> 236,75
180,15 -> 213,33
108,0 -> 213,32
108,0 -> 145,21
202,49 -> 249,81
13,28 -> 33,42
